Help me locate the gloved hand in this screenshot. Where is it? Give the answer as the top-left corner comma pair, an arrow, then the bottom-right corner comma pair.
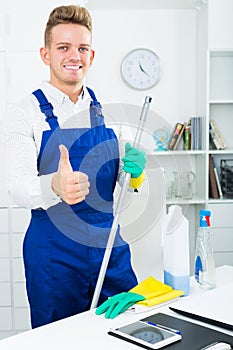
95,292 -> 145,319
122,142 -> 146,178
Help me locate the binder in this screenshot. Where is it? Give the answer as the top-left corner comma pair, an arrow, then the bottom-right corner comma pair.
169,283 -> 233,331
140,313 -> 233,350
209,154 -> 219,198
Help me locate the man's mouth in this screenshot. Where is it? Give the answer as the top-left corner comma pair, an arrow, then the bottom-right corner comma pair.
63,65 -> 82,70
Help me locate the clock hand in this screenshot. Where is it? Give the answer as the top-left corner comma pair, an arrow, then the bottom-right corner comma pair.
139,61 -> 151,77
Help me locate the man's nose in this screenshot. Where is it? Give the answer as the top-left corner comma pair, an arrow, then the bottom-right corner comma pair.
70,47 -> 81,60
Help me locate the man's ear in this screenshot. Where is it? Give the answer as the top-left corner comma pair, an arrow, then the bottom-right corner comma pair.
40,47 -> 50,66
89,49 -> 95,67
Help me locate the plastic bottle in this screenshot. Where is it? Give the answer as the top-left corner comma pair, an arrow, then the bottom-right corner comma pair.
163,205 -> 190,296
194,209 -> 216,290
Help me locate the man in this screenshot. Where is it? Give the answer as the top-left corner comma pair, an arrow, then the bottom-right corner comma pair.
4,5 -> 146,328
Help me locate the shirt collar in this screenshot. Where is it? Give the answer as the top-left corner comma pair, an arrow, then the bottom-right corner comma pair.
40,81 -> 89,105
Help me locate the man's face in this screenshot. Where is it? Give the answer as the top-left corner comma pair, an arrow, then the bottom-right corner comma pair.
41,23 -> 94,89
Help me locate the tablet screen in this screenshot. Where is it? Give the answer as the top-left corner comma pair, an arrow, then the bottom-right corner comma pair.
118,321 -> 174,344
110,321 -> 182,349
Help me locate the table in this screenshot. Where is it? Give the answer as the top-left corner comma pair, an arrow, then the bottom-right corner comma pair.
0,265 -> 232,349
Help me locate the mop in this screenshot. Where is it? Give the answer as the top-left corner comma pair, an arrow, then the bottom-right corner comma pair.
90,96 -> 152,309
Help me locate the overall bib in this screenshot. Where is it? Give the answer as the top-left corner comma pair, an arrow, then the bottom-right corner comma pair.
23,87 -> 137,328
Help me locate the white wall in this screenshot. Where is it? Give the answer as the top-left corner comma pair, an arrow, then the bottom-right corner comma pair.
208,0 -> 233,49
88,9 -> 197,126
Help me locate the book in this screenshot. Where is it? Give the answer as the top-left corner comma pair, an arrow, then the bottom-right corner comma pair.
190,116 -> 196,150
168,122 -> 185,150
183,121 -> 191,150
190,116 -> 202,150
211,155 -> 223,198
209,154 -> 219,199
209,119 -> 226,150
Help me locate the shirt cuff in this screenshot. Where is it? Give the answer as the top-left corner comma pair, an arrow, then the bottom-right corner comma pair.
40,173 -> 62,209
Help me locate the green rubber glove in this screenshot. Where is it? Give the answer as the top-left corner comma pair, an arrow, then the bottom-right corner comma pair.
122,142 -> 146,178
95,292 -> 145,319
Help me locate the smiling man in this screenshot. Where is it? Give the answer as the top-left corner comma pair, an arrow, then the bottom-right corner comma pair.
4,5 -> 147,329
40,18 -> 94,101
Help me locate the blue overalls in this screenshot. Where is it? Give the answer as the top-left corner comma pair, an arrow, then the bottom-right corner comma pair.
23,87 -> 137,328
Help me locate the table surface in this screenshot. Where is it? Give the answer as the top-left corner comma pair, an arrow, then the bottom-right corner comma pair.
0,265 -> 232,350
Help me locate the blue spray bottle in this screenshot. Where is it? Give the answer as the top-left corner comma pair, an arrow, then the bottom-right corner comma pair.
194,210 -> 216,290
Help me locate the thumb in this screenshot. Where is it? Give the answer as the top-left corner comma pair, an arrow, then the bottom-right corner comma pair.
125,142 -> 132,154
58,144 -> 73,172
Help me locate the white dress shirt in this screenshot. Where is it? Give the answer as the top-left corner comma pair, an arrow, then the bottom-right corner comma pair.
3,81 -> 132,210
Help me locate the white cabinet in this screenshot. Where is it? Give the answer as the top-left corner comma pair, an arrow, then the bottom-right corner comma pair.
206,50 -> 233,266
151,0 -> 233,270
209,204 -> 233,266
205,0 -> 233,267
0,133 -> 10,207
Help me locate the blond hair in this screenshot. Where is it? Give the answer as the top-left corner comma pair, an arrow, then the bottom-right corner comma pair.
44,5 -> 92,47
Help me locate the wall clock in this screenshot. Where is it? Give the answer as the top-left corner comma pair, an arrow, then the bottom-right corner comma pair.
121,48 -> 161,90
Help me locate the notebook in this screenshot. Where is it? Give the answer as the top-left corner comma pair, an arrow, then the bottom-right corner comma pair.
140,313 -> 233,350
169,283 -> 233,331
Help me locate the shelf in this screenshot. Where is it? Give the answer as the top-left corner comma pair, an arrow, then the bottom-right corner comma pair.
208,198 -> 233,204
149,150 -> 206,156
210,49 -> 233,57
209,100 -> 233,104
167,198 -> 206,205
209,149 -> 233,155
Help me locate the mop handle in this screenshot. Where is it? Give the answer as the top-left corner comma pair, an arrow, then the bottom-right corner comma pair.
90,96 -> 152,309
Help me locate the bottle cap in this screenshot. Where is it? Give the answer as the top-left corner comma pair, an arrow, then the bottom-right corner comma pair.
200,210 -> 211,227
200,210 -> 211,217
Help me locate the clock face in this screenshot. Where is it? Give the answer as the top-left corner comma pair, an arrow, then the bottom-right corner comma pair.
121,48 -> 161,90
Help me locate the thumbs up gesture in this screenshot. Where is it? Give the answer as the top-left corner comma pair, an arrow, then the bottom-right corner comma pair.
52,145 -> 90,205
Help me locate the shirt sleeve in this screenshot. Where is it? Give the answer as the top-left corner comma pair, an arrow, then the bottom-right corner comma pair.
3,103 -> 61,210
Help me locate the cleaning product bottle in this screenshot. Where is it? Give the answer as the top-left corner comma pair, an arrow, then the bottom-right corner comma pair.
163,205 -> 190,296
194,209 -> 216,290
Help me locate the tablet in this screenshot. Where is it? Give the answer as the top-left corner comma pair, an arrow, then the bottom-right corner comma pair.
108,320 -> 182,349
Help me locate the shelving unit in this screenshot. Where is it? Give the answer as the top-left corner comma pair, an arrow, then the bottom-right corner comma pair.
205,0 -> 233,268
148,151 -> 206,204
149,50 -> 233,207
207,50 -> 233,202
147,0 -> 233,274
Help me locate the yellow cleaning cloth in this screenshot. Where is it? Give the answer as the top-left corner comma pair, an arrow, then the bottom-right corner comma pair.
136,289 -> 184,307
129,276 -> 172,299
129,276 -> 184,307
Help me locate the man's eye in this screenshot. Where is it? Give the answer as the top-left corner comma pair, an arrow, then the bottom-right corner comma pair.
58,46 -> 68,51
79,47 -> 89,53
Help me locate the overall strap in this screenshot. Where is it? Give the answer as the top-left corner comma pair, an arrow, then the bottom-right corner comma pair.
86,86 -> 98,104
32,89 -> 59,130
86,86 -> 104,128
